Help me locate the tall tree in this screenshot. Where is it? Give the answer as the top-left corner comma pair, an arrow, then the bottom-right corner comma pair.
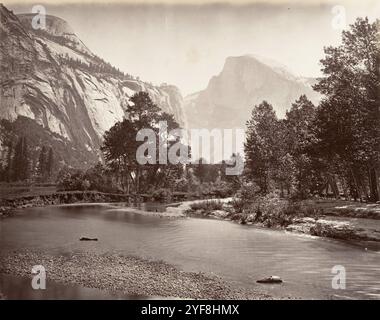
5,141 -> 13,182
313,17 -> 380,201
101,118 -> 138,193
244,101 -> 282,194
46,147 -> 54,178
13,136 -> 29,181
284,95 -> 322,198
193,158 -> 207,184
37,146 -> 47,180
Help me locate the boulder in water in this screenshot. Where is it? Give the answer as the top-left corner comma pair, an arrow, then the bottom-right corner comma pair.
256,276 -> 283,284
80,237 -> 98,241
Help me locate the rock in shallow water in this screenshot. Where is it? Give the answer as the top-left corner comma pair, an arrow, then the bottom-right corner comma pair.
257,276 -> 283,284
79,237 -> 98,241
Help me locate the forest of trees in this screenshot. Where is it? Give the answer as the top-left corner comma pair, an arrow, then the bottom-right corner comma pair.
57,54 -> 131,79
0,133 -> 55,183
244,18 -> 380,202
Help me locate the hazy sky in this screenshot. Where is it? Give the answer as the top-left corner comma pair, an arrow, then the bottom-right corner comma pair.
7,1 -> 380,95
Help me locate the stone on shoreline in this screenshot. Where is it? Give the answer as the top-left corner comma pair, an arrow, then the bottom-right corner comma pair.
211,210 -> 230,219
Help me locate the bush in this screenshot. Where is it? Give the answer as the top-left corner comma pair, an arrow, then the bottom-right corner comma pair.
210,181 -> 235,198
173,178 -> 189,192
151,188 -> 172,202
229,197 -> 246,213
239,193 -> 323,227
283,200 -> 321,218
56,164 -> 118,193
189,200 -> 224,214
56,168 -> 86,191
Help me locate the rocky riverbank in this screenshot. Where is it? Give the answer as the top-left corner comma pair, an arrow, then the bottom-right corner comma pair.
184,199 -> 380,246
286,217 -> 380,245
0,251 -> 271,300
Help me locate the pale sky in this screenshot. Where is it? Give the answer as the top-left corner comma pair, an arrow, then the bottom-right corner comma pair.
7,1 -> 380,95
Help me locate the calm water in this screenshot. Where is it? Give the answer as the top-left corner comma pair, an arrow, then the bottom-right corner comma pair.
1,203 -> 379,299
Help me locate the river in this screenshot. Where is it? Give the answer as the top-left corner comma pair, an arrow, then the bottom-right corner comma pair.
0,203 -> 379,299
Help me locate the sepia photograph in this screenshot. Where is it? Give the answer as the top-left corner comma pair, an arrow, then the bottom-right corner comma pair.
0,0 -> 379,308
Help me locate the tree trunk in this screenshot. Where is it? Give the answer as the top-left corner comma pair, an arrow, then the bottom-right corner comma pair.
350,168 -> 361,202
375,168 -> 380,202
369,167 -> 379,202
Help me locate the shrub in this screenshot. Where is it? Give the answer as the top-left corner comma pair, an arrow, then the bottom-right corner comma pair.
189,200 -> 224,214
210,181 -> 235,198
229,197 -> 246,213
56,164 -> 118,193
283,200 -> 321,218
151,188 -> 172,202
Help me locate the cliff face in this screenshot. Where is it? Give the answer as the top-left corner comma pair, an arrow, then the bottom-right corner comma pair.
0,4 -> 186,167
185,55 -> 321,130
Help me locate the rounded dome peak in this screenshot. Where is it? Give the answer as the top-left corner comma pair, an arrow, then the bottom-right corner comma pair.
17,13 -> 75,37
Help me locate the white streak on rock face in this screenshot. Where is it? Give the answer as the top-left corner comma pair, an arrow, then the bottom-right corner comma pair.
15,103 -> 35,120
78,73 -> 126,137
44,108 -> 69,139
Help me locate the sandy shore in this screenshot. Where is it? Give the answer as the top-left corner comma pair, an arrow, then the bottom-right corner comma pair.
0,251 -> 272,300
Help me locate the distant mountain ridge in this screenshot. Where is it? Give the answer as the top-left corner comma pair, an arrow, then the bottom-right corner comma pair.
0,4 -> 186,167
185,54 -> 321,130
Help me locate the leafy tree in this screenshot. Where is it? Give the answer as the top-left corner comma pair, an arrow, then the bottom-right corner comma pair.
244,101 -> 282,194
101,118 -> 139,193
313,17 -> 380,201
193,158 -> 208,184
283,95 -> 322,198
102,92 -> 189,193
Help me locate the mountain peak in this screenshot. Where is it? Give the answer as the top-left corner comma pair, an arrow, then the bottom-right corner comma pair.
17,13 -> 75,37
16,13 -> 92,56
225,54 -> 299,82
185,54 -> 321,130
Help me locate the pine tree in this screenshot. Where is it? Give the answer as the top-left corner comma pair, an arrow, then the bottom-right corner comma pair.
37,146 -> 47,180
5,141 -> 13,182
13,136 -> 30,181
46,147 -> 54,178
